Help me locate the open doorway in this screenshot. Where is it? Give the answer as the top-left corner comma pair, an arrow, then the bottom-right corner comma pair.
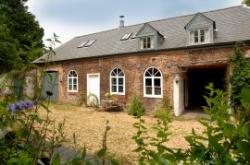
186,65 -> 227,111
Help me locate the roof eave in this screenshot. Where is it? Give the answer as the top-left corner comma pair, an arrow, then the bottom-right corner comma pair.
37,40 -> 250,64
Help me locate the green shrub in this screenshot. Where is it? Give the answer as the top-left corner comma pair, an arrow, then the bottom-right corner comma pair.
155,96 -> 172,120
185,83 -> 250,164
133,83 -> 250,164
230,44 -> 250,108
133,109 -> 184,164
154,108 -> 170,120
128,96 -> 145,117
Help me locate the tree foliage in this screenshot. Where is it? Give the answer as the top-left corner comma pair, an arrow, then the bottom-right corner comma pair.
243,0 -> 250,6
0,0 -> 44,72
230,44 -> 250,108
0,20 -> 18,72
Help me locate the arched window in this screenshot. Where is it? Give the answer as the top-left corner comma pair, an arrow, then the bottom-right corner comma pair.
144,67 -> 163,98
67,70 -> 78,92
110,68 -> 125,95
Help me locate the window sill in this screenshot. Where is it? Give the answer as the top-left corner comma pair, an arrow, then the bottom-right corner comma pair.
139,48 -> 155,51
189,42 -> 211,46
67,90 -> 78,93
110,92 -> 125,96
144,95 -> 163,99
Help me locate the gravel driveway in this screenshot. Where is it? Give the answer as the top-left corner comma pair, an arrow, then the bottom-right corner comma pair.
40,104 -> 204,164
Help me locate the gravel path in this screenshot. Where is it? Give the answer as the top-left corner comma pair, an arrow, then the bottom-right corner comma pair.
40,104 -> 204,164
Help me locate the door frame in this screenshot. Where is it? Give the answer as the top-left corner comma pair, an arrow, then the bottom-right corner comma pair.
87,73 -> 101,105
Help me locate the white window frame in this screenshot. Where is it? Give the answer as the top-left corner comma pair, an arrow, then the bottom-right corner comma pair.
110,68 -> 125,95
140,36 -> 153,49
143,67 -> 163,98
67,70 -> 78,92
191,28 -> 208,45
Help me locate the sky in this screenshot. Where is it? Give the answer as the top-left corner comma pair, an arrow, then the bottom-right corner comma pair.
27,0 -> 241,46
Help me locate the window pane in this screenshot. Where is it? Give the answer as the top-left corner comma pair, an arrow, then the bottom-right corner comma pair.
145,71 -> 151,77
146,87 -> 152,95
112,85 -> 117,92
143,38 -> 147,48
154,79 -> 161,86
200,29 -> 205,36
146,78 -> 152,86
112,78 -> 117,85
148,68 -> 153,75
147,37 -> 151,48
194,30 -> 199,43
194,36 -> 199,43
194,30 -> 198,37
155,87 -> 161,95
73,78 -> 77,84
200,35 -> 205,42
118,78 -> 123,85
69,85 -> 72,90
154,71 -> 161,77
119,71 -> 124,76
73,85 -> 77,90
118,86 -> 123,93
111,71 -> 116,76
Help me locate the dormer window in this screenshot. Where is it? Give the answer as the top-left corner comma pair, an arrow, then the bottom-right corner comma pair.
141,36 -> 152,49
185,13 -> 216,46
191,29 -> 208,44
136,23 -> 164,51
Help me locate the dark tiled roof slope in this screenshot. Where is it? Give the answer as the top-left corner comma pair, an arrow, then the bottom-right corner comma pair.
35,5 -> 250,63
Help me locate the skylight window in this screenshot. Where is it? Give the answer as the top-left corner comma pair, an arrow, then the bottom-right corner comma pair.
85,39 -> 96,47
121,33 -> 132,40
131,32 -> 137,39
77,41 -> 88,48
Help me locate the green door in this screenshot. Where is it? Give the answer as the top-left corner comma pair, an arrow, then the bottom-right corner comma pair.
41,71 -> 59,102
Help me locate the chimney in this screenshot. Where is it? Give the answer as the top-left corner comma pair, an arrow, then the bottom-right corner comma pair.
119,15 -> 125,28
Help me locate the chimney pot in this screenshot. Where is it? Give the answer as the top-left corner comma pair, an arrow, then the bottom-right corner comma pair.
119,15 -> 125,28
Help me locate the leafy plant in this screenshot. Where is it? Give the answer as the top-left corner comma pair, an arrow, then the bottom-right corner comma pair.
133,83 -> 250,164
133,111 -> 184,164
230,43 -> 250,108
185,83 -> 250,164
155,96 -> 172,120
128,96 -> 145,117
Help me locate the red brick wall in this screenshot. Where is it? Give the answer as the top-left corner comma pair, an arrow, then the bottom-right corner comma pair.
46,46 -> 250,111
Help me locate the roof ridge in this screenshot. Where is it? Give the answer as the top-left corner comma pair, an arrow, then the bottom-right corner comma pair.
74,5 -> 242,39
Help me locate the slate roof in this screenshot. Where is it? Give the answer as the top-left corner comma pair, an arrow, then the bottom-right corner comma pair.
34,5 -> 250,63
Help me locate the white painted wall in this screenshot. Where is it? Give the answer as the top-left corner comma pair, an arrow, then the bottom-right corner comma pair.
173,74 -> 185,116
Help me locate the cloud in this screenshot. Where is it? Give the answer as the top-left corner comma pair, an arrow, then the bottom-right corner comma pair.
27,0 -> 242,45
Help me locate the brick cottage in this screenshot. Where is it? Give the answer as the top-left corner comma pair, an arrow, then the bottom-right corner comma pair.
35,5 -> 250,116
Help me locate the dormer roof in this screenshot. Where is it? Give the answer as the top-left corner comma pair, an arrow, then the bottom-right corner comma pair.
184,12 -> 216,30
136,23 -> 164,38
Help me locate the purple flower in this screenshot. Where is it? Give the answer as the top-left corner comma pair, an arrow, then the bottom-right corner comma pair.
17,101 -> 26,109
25,100 -> 33,109
7,100 -> 34,113
8,104 -> 19,113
